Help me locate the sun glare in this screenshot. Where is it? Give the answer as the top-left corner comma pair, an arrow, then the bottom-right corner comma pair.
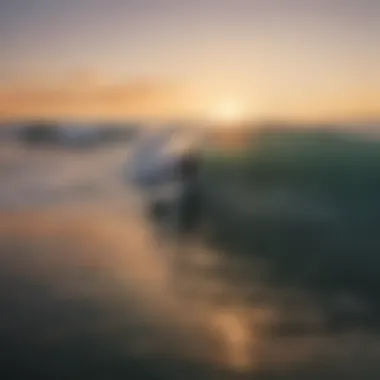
209,99 -> 247,125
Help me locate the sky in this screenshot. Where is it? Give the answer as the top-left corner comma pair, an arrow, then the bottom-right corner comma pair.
1,0 -> 380,122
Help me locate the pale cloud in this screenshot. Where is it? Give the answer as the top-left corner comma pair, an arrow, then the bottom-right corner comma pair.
62,69 -> 109,89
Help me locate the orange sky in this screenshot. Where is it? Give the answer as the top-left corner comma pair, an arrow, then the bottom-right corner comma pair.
1,0 -> 380,122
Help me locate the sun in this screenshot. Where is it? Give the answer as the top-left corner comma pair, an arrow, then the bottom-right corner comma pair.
209,99 -> 247,125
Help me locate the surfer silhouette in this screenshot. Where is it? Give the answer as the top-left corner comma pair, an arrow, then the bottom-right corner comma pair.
176,151 -> 203,238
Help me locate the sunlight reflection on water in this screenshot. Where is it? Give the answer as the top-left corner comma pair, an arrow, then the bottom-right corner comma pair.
2,143 -> 380,378
0,144 -> 261,373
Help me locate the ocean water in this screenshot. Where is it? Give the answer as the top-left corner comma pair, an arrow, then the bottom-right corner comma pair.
1,140 -> 380,379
